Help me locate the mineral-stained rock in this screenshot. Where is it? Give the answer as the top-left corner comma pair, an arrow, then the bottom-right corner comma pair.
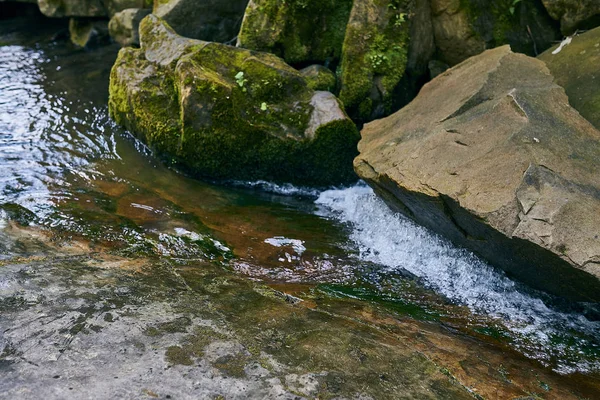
108,7 -> 150,46
109,15 -> 359,186
541,0 -> 600,34
430,0 -> 560,66
355,46 -> 600,302
153,0 -> 249,43
539,26 -> 600,131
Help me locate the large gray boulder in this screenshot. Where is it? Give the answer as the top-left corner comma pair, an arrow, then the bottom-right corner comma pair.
153,0 -> 249,43
109,15 -> 359,187
355,46 -> 600,303
539,27 -> 600,131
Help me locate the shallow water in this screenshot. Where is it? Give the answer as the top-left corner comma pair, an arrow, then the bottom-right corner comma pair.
1,16 -> 599,398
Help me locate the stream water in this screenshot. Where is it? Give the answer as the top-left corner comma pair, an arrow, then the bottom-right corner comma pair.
1,16 -> 599,399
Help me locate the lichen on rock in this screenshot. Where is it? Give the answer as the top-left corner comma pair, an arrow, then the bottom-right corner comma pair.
109,15 -> 359,186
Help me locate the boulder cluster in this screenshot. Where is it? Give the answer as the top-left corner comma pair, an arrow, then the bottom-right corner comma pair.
10,0 -> 600,305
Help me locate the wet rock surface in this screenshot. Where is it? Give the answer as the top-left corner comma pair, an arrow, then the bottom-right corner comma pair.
355,46 -> 600,304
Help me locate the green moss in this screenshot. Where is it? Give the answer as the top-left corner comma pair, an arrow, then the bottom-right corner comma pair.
237,0 -> 354,67
338,0 -> 410,122
109,16 -> 360,187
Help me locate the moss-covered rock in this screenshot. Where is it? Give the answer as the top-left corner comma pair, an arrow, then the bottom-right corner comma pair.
69,17 -> 110,48
109,15 -> 359,187
38,0 -> 149,17
153,0 -> 249,43
300,65 -> 336,92
338,0 -> 412,122
431,0 -> 560,66
539,26 -> 600,130
237,0 -> 354,67
541,0 -> 600,35
108,8 -> 151,46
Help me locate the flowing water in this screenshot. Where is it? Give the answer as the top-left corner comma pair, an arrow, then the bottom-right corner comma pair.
1,16 -> 599,399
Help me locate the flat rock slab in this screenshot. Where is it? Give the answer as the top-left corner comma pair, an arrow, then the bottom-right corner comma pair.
355,46 -> 600,303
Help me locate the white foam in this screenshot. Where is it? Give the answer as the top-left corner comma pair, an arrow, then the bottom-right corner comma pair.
264,236 -> 306,256
316,184 -> 600,373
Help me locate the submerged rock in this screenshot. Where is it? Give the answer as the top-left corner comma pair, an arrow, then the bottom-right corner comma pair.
153,0 -> 249,43
108,7 -> 150,46
539,27 -> 600,130
109,15 -> 359,186
355,46 -> 600,303
541,0 -> 600,34
430,0 -> 560,66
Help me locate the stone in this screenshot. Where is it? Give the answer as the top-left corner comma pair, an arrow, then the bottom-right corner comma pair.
37,0 -> 149,18
153,0 -> 249,43
430,0 -> 560,66
539,26 -> 600,130
299,65 -> 336,92
69,17 -> 109,47
541,0 -> 600,34
108,7 -> 151,46
355,46 -> 600,303
109,15 -> 359,187
38,0 -> 106,17
338,0 -> 434,122
237,0 -> 354,67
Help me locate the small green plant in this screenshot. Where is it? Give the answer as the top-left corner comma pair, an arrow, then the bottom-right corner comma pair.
509,0 -> 521,15
235,71 -> 247,92
260,102 -> 268,111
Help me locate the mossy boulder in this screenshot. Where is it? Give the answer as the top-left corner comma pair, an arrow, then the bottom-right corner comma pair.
108,8 -> 151,46
38,0 -> 149,17
236,0 -> 354,68
541,0 -> 600,35
109,15 -> 360,186
300,65 -> 336,92
338,0 -> 435,123
153,0 -> 249,43
431,0 -> 560,66
69,17 -> 110,47
539,26 -> 600,130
